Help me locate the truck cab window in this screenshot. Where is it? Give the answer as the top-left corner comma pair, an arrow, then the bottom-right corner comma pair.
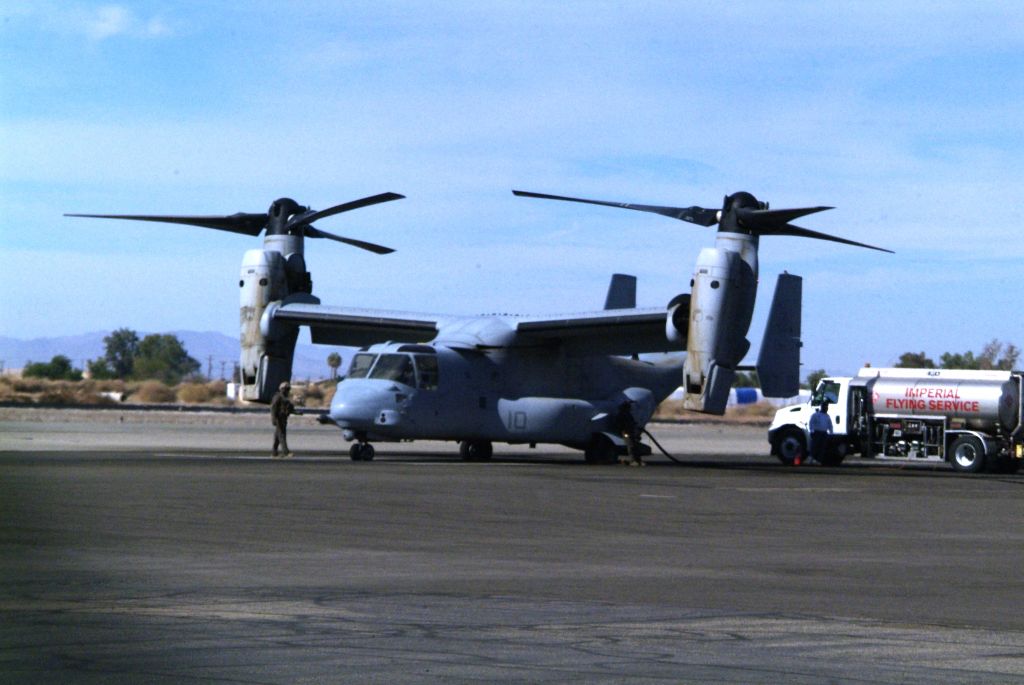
813,381 -> 840,406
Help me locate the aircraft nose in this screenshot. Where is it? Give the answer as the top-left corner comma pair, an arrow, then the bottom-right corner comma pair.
329,381 -> 399,428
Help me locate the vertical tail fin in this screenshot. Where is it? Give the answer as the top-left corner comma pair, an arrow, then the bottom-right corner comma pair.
757,273 -> 802,398
604,274 -> 637,310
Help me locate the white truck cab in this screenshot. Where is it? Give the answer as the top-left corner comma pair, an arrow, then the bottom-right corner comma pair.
768,376 -> 851,465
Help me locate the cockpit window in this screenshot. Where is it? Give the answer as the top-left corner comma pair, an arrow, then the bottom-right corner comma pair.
415,354 -> 439,390
812,380 -> 840,406
369,354 -> 416,386
348,353 -> 377,379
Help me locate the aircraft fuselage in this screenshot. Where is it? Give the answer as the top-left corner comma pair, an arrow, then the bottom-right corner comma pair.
327,340 -> 683,449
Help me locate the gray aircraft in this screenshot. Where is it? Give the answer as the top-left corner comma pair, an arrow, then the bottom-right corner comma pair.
67,189 -> 889,462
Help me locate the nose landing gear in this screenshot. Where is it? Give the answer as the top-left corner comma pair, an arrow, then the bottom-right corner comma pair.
349,442 -> 375,461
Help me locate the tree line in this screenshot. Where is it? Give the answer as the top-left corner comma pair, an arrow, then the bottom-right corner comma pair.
804,339 -> 1019,390
25,334 -> 1018,390
23,328 -> 201,384
894,339 -> 1019,372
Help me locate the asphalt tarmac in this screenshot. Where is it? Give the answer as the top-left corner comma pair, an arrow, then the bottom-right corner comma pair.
3,412 -> 1024,683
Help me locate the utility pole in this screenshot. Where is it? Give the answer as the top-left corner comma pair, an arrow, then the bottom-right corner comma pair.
219,361 -> 227,380
207,355 -> 213,380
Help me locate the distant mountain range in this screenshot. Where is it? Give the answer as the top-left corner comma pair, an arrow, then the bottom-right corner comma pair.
0,331 -> 350,381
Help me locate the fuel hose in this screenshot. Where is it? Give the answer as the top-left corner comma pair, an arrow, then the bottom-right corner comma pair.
642,427 -> 685,465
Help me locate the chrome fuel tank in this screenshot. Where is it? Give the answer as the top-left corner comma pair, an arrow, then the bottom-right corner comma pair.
863,370 -> 1015,431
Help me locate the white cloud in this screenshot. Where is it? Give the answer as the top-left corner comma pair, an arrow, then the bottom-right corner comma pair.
15,2 -> 176,41
84,5 -> 132,40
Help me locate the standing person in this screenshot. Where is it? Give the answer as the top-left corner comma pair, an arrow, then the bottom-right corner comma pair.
614,399 -> 644,466
808,401 -> 833,464
270,381 -> 295,458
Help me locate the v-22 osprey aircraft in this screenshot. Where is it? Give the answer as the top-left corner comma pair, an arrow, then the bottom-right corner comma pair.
67,188 -> 890,462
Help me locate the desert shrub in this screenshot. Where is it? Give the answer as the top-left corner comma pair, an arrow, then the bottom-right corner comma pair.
38,385 -> 77,405
37,382 -> 112,405
132,380 -> 176,404
653,398 -> 777,423
11,377 -> 49,394
654,399 -> 684,420
297,381 -> 337,408
205,380 -> 227,397
178,381 -> 229,404
90,379 -> 128,394
298,384 -> 323,407
177,383 -> 212,404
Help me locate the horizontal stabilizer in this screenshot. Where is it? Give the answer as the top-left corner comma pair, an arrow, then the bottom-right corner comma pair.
757,273 -> 803,397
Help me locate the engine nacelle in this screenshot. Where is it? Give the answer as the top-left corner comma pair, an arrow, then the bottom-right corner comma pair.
665,293 -> 690,345
682,239 -> 757,414
238,248 -> 315,402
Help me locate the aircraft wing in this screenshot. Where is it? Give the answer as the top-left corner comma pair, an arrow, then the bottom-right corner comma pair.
268,302 -> 442,347
513,308 -> 683,356
269,302 -> 684,356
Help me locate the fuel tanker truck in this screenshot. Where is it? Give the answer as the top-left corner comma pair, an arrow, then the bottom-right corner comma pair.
768,368 -> 1024,473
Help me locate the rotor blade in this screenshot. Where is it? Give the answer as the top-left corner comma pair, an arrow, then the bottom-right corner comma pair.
304,226 -> 395,254
63,212 -> 268,236
286,192 -> 405,231
762,222 -> 894,253
737,206 -> 834,229
512,190 -> 719,226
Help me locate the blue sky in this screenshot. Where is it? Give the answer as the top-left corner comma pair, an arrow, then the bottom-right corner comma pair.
1,1 -> 1022,376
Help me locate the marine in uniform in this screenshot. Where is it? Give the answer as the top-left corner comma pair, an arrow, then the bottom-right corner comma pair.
270,381 -> 295,458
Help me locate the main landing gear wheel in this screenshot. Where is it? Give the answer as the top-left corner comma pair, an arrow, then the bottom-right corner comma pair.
459,440 -> 493,461
775,428 -> 806,466
584,435 -> 619,464
949,435 -> 985,473
349,443 -> 375,461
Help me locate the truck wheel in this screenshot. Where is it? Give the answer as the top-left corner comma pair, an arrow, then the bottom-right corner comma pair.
949,435 -> 985,473
775,429 -> 806,466
819,440 -> 848,467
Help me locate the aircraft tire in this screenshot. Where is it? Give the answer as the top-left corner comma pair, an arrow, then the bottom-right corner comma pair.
584,435 -> 618,464
949,435 -> 985,473
459,440 -> 493,461
350,443 -> 375,461
774,428 -> 805,466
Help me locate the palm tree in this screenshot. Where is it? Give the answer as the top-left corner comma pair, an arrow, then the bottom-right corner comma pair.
327,351 -> 342,380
